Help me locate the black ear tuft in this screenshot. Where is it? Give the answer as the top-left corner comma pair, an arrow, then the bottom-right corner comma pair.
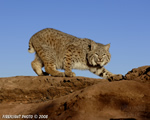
88,45 -> 91,50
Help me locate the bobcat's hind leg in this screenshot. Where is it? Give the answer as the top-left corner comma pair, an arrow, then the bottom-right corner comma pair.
36,45 -> 65,77
31,54 -> 49,76
44,62 -> 65,77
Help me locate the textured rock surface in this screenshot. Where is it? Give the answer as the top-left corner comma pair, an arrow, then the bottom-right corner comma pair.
0,66 -> 150,120
0,76 -> 103,103
125,66 -> 150,82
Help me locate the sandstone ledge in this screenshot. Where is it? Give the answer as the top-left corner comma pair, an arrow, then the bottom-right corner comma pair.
0,66 -> 150,120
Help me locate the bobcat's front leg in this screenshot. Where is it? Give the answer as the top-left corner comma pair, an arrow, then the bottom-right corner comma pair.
64,45 -> 76,77
90,67 -> 123,81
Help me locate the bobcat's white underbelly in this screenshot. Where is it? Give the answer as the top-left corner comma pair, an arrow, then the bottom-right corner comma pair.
73,62 -> 89,70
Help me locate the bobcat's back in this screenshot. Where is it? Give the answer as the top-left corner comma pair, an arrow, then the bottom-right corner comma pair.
28,28 -> 78,54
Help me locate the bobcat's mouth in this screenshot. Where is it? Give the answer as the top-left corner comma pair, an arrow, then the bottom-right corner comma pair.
97,55 -> 110,67
97,61 -> 105,67
91,59 -> 105,67
90,56 -> 104,67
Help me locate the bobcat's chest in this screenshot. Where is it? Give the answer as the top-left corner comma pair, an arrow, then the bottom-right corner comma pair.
72,62 -> 89,70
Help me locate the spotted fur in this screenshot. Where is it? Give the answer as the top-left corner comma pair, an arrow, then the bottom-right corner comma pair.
28,28 -> 123,81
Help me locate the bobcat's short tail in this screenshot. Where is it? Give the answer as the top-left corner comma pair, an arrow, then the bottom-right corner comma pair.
28,40 -> 35,53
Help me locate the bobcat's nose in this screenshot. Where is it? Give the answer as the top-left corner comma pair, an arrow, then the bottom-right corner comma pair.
98,58 -> 103,62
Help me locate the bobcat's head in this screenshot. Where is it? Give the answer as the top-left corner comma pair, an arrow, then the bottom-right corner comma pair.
87,41 -> 111,67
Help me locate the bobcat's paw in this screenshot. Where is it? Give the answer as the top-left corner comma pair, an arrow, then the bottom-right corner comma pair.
108,74 -> 124,82
65,71 -> 76,77
51,72 -> 65,77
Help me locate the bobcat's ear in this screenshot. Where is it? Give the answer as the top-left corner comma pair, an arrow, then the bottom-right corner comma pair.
105,43 -> 110,51
89,41 -> 97,51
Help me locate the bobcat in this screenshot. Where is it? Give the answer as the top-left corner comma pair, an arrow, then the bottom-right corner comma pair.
28,28 -> 123,81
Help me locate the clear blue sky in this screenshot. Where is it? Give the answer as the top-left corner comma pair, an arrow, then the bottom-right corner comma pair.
0,0 -> 150,78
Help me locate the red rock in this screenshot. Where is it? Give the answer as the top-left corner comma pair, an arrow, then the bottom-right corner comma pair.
125,66 -> 150,82
0,66 -> 150,120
